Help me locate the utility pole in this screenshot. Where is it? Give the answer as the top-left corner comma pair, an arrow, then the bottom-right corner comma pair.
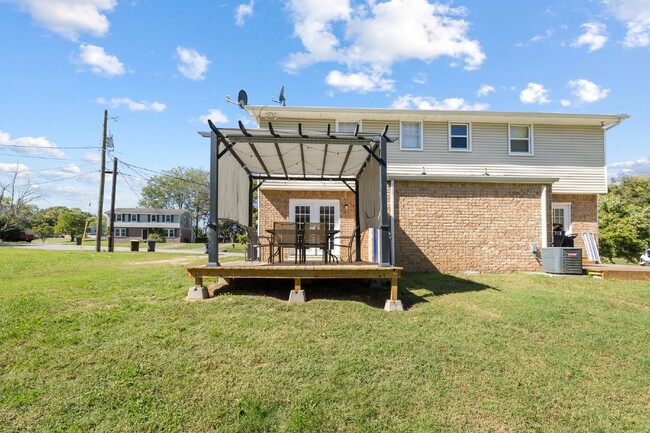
108,158 -> 118,252
95,109 -> 108,252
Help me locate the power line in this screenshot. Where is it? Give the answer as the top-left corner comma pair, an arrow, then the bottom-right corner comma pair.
34,171 -> 98,185
0,152 -> 66,160
0,144 -> 100,150
118,171 -> 142,202
119,160 -> 209,187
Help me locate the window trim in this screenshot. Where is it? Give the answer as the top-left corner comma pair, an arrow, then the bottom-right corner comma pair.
163,228 -> 176,238
115,228 -> 127,238
508,124 -> 534,156
336,120 -> 362,133
400,121 -> 423,151
448,122 -> 471,152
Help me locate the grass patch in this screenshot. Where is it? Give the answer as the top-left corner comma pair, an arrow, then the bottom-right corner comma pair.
1,249 -> 648,432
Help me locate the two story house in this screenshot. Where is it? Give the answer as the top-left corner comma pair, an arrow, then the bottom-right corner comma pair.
109,208 -> 193,243
243,106 -> 627,273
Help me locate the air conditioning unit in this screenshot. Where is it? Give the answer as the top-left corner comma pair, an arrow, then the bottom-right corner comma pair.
541,248 -> 583,275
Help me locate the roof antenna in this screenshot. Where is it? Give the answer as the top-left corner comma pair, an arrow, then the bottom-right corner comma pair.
272,85 -> 286,106
225,89 -> 248,109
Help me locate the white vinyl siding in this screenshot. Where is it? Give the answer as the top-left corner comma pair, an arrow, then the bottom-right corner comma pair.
400,121 -> 423,150
255,117 -> 607,194
337,121 -> 360,133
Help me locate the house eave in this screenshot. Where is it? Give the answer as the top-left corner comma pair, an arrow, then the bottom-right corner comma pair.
245,105 -> 629,128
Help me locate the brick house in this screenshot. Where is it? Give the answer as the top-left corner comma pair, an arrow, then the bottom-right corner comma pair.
236,106 -> 628,274
108,208 -> 193,243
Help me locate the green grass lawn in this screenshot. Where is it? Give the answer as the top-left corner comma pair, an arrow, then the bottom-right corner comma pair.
1,249 -> 648,432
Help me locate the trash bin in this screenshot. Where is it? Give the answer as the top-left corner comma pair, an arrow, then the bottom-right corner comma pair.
147,240 -> 156,252
130,240 -> 139,252
75,237 -> 82,246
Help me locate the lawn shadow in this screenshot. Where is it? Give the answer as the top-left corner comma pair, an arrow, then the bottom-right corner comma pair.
399,272 -> 498,306
210,272 -> 495,310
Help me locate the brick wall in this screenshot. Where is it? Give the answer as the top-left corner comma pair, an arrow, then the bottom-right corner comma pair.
393,181 -> 552,273
551,193 -> 598,252
258,189 -> 367,261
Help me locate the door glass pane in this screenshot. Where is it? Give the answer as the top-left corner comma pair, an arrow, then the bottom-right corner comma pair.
294,205 -> 310,230
320,206 -> 335,249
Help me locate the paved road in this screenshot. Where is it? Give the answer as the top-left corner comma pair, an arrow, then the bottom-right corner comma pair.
0,242 -> 245,257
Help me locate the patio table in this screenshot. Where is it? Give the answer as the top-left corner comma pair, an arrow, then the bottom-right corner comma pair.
266,227 -> 339,264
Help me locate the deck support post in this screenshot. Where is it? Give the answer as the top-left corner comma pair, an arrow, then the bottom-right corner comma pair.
187,276 -> 209,300
384,273 -> 403,312
354,179 -> 361,262
288,278 -> 306,304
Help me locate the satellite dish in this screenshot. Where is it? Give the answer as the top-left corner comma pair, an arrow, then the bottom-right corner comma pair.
225,89 -> 248,109
272,85 -> 286,106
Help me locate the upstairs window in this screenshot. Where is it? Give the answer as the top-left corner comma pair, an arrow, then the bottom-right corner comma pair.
115,214 -> 123,222
509,124 -> 533,155
165,215 -> 173,223
449,123 -> 470,151
337,121 -> 360,133
400,121 -> 422,150
130,214 -> 138,222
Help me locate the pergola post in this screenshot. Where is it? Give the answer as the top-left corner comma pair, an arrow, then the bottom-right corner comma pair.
247,176 -> 255,260
208,131 -> 220,267
379,135 -> 391,268
354,179 -> 361,262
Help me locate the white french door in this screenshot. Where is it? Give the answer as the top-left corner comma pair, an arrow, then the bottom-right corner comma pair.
289,199 -> 340,256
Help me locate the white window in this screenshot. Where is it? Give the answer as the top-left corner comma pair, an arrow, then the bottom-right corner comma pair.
115,214 -> 123,222
509,124 -> 533,155
163,229 -> 176,238
165,214 -> 172,223
115,228 -> 127,237
337,121 -> 360,133
552,203 -> 572,233
130,214 -> 137,222
449,123 -> 470,151
400,121 -> 422,150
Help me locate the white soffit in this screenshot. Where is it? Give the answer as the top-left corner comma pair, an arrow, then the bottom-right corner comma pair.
246,106 -> 629,128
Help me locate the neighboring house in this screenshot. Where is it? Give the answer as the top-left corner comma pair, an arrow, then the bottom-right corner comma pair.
244,105 -> 628,273
108,208 -> 193,243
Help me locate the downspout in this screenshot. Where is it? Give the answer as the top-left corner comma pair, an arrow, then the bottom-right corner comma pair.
390,179 -> 395,266
541,185 -> 548,248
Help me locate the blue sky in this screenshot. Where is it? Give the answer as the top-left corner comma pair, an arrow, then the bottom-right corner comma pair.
1,0 -> 649,210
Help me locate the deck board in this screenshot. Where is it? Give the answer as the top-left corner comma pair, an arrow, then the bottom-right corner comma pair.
583,264 -> 650,281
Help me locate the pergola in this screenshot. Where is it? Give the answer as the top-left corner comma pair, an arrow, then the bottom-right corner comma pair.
199,119 -> 397,267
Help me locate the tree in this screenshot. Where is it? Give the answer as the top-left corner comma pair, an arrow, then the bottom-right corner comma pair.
31,206 -> 69,243
0,165 -> 42,233
55,208 -> 93,241
139,167 -> 209,240
598,175 -> 650,262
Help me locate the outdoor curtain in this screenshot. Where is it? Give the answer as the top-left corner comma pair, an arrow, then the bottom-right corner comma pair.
358,148 -> 381,231
217,143 -> 249,226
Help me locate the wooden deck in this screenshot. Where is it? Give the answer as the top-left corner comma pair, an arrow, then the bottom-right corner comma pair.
187,261 -> 403,301
583,263 -> 650,280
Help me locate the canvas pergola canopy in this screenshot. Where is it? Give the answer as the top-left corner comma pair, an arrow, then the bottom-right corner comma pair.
199,120 -> 397,267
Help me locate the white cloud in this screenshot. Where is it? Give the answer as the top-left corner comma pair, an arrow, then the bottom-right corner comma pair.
560,99 -> 572,107
412,72 -> 427,85
198,109 -> 229,124
604,0 -> 650,47
519,82 -> 550,104
476,84 -> 495,97
6,0 -> 116,40
391,94 -> 489,111
572,22 -> 608,51
325,70 -> 395,93
235,1 -> 254,26
0,162 -> 30,174
96,97 -> 166,112
76,44 -> 125,77
284,0 -> 485,93
608,156 -> 650,177
568,79 -> 610,103
0,129 -> 66,158
83,152 -> 101,163
176,47 -> 209,81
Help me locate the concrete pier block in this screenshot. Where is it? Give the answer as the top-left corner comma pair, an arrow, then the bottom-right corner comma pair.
187,286 -> 209,300
288,290 -> 306,304
384,300 -> 404,312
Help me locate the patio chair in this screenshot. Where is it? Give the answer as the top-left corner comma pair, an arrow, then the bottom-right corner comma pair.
271,222 -> 299,263
333,226 -> 359,263
302,222 -> 328,263
244,226 -> 271,262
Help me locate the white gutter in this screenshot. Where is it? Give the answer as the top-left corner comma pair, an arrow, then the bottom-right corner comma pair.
388,174 -> 560,184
